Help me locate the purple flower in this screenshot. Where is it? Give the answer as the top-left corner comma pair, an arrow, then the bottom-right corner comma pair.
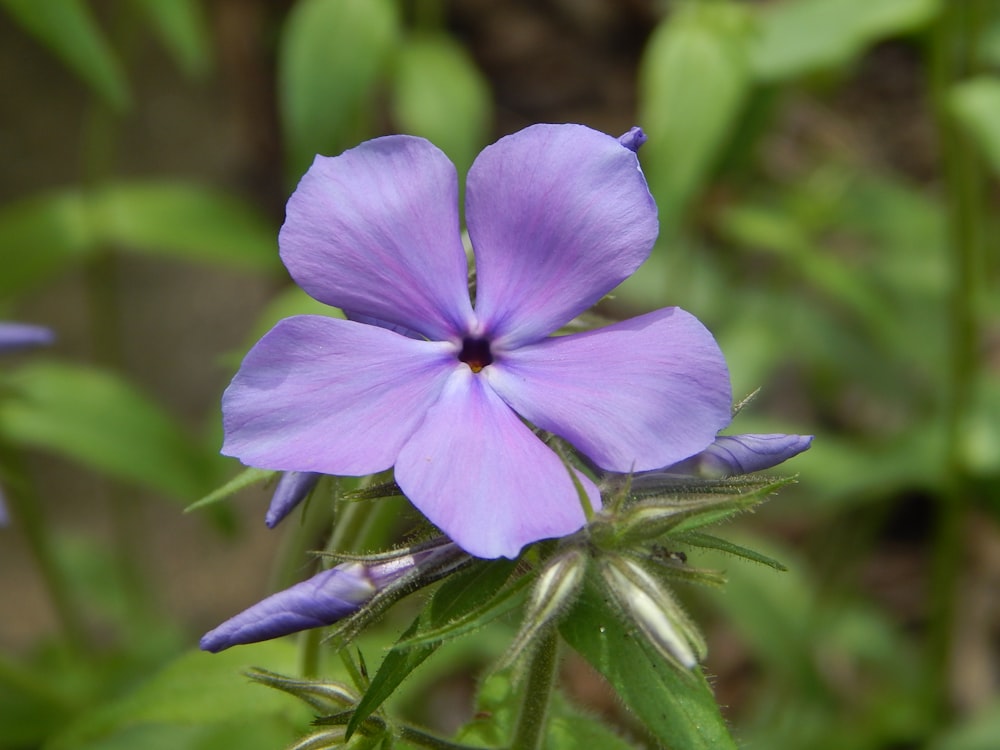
265,471 -> 321,529
200,540 -> 465,652
222,124 -> 732,558
0,322 -> 54,353
660,433 -> 813,478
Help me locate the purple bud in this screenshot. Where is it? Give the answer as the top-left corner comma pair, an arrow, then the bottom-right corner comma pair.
0,323 -> 54,354
265,471 -> 322,528
0,487 -> 7,528
200,539 -> 463,652
618,126 -> 647,153
664,433 -> 813,478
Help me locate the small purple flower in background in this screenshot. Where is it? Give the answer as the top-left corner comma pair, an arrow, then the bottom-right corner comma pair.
0,322 -> 54,353
222,123 -> 732,558
0,322 -> 53,527
200,539 -> 465,652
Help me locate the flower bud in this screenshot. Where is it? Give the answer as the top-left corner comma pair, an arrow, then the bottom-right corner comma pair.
662,433 -> 813,478
600,554 -> 706,669
201,539 -> 463,652
501,548 -> 587,668
265,471 -> 322,528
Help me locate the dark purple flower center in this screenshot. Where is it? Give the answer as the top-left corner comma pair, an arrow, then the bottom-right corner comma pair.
459,337 -> 493,373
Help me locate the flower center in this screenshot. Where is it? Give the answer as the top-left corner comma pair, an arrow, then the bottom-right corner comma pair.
459,337 -> 493,373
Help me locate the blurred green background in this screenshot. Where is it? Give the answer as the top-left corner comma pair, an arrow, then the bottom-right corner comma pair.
0,0 -> 998,748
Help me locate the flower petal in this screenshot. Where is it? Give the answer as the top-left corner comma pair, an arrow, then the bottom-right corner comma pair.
200,562 -> 377,652
662,433 -> 814,477
395,368 -> 600,559
486,307 -> 732,472
222,315 -> 455,474
280,136 -> 475,341
466,124 -> 659,347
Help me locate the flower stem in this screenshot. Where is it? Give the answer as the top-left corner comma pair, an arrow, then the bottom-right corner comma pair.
0,442 -> 88,652
510,630 -> 559,750
927,0 -> 987,723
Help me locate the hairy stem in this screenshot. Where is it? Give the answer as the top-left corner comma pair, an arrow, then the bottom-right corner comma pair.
511,631 -> 559,750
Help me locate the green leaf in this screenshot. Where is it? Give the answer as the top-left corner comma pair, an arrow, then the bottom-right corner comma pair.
391,34 -> 492,176
346,559 -> 518,738
638,2 -> 752,233
673,530 -> 789,571
0,182 -> 279,297
949,76 -> 1000,178
128,0 -> 211,77
44,643 -> 307,750
278,0 -> 399,179
92,182 -> 280,270
559,571 -> 737,749
186,467 -> 275,514
0,361 -> 212,501
0,0 -> 129,109
749,0 -> 940,82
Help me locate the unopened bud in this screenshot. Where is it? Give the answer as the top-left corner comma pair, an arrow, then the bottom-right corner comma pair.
500,548 -> 587,669
600,554 -> 705,669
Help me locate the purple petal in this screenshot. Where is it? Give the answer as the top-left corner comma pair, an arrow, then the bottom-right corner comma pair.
279,136 -> 475,341
0,323 -> 54,353
663,433 -> 814,477
466,124 -> 659,348
222,316 -> 456,475
200,562 -> 376,652
265,471 -> 322,529
395,368 -> 600,559
486,308 -> 732,472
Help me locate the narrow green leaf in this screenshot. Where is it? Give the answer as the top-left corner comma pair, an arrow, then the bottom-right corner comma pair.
92,182 -> 279,271
749,0 -> 940,81
638,2 -> 752,233
391,34 -> 492,176
560,571 -> 737,749
0,189 -> 96,296
392,571 -> 533,651
0,361 -> 212,500
185,467 -> 274,514
0,0 -> 129,109
949,76 -> 1000,178
0,182 -> 279,298
128,0 -> 211,77
346,559 -> 517,738
673,530 -> 788,571
278,0 -> 399,179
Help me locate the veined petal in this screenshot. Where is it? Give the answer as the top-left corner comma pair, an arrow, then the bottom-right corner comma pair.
466,124 -> 658,347
486,308 -> 732,472
280,136 -> 475,341
222,316 -> 455,475
395,368 -> 600,559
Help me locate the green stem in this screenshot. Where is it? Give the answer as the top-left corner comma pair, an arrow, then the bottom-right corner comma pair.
926,0 -> 986,723
0,442 -> 88,652
510,631 -> 559,750
397,724 -> 491,750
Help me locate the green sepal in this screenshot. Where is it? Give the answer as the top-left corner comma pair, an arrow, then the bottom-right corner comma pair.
185,467 -> 274,514
560,571 -> 737,749
673,530 -> 789,571
345,559 -> 517,739
342,480 -> 403,502
245,667 -> 356,714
